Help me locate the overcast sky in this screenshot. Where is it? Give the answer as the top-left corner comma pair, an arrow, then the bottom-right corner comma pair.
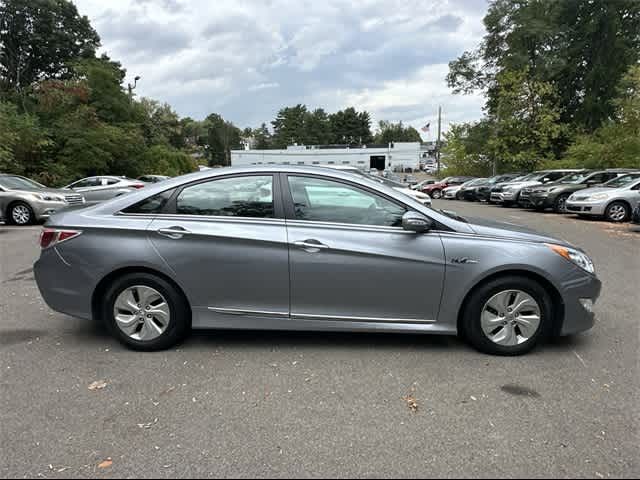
74,0 -> 488,139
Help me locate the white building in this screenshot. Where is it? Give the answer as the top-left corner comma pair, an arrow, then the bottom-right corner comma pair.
230,142 -> 421,171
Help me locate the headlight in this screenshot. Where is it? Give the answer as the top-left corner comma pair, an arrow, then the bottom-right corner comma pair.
32,193 -> 64,202
546,244 -> 595,274
587,193 -> 610,201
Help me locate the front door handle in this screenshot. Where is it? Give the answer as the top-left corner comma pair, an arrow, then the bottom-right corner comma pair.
292,239 -> 330,251
157,226 -> 191,239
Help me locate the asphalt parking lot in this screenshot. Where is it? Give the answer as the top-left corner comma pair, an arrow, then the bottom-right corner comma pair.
1,202 -> 638,479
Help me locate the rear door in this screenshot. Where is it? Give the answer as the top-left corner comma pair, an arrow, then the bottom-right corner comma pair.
282,173 -> 445,323
148,173 -> 290,326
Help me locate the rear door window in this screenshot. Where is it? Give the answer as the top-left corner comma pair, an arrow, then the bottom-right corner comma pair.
175,175 -> 274,218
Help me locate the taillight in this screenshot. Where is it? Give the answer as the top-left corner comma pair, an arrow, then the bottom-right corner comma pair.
131,184 -> 145,189
39,228 -> 82,249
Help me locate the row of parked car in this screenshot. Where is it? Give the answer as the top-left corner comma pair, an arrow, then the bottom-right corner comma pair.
413,169 -> 640,223
0,174 -> 170,225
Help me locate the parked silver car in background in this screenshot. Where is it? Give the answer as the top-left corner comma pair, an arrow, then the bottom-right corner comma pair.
34,166 -> 601,356
566,173 -> 640,222
0,174 -> 85,225
65,176 -> 146,204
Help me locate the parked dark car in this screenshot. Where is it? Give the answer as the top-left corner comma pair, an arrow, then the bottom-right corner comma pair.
421,176 -> 475,199
523,169 -> 638,213
458,178 -> 488,201
492,170 -> 583,207
632,200 -> 640,224
138,175 -> 171,183
471,174 -> 523,202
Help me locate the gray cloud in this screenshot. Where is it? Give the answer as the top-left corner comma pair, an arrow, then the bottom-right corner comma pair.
78,0 -> 488,131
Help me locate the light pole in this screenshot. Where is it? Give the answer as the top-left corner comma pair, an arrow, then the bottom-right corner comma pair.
127,75 -> 141,100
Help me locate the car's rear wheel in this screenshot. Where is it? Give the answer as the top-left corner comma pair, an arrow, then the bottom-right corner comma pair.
553,194 -> 570,214
102,272 -> 191,351
431,189 -> 442,199
8,202 -> 34,225
461,276 -> 553,356
604,201 -> 630,222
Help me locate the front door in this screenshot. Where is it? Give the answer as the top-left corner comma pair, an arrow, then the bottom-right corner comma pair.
283,174 -> 445,322
148,174 -> 290,325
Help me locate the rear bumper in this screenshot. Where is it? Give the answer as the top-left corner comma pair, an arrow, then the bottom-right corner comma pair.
33,248 -> 95,320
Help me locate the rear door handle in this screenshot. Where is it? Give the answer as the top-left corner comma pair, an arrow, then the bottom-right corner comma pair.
292,240 -> 330,251
157,227 -> 191,239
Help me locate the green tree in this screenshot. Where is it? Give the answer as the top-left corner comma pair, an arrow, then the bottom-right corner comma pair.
448,0 -> 640,132
561,66 -> 640,169
271,104 -> 308,148
138,145 -> 196,176
0,0 -> 100,94
253,123 -> 271,149
137,98 -> 184,148
374,120 -> 422,144
329,107 -> 373,144
305,108 -> 332,145
203,113 -> 242,166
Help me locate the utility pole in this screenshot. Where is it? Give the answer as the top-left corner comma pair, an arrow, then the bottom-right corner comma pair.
436,106 -> 442,176
127,75 -> 141,101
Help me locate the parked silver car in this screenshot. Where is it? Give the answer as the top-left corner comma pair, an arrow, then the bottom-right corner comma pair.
565,173 -> 640,222
34,166 -> 601,355
490,170 -> 582,206
0,174 -> 85,225
65,176 -> 146,204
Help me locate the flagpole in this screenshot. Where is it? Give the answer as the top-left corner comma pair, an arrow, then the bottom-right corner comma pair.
436,106 -> 442,176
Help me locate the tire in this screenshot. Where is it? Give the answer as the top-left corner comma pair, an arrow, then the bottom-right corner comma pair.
455,191 -> 463,200
604,201 -> 630,223
553,194 -> 570,214
7,201 -> 35,225
460,275 -> 553,356
431,189 -> 442,199
102,272 -> 191,351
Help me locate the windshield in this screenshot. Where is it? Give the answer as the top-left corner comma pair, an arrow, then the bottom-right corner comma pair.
0,176 -> 45,190
558,172 -> 589,184
603,173 -> 640,188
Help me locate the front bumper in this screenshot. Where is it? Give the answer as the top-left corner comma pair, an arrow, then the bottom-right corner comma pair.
559,272 -> 602,336
528,193 -> 555,209
31,199 -> 69,220
565,200 -> 606,215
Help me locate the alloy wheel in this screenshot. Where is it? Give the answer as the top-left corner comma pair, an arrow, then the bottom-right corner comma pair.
11,205 -> 32,225
431,190 -> 442,199
113,285 -> 170,341
607,204 -> 627,222
480,290 -> 541,346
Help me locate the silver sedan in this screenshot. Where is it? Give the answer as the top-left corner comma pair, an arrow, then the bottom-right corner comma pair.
566,173 -> 640,222
65,176 -> 146,204
34,166 -> 601,355
0,174 -> 85,225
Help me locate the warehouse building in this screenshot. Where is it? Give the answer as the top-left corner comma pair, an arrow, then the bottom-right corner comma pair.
230,142 -> 421,171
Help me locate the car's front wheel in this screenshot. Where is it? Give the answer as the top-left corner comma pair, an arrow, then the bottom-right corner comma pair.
8,202 -> 35,225
553,194 -> 570,214
431,189 -> 442,199
461,276 -> 553,356
102,272 -> 191,351
604,201 -> 630,222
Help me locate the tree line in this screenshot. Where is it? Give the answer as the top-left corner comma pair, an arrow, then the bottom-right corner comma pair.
0,0 -> 421,187
444,0 -> 640,176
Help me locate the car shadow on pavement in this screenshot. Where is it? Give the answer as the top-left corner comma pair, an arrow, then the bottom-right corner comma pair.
188,329 -> 467,352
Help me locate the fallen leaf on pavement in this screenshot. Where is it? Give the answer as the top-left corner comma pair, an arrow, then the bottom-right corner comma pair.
88,380 -> 107,391
403,384 -> 419,413
98,458 -> 112,469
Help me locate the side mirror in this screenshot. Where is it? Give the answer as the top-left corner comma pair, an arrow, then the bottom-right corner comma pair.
402,211 -> 433,233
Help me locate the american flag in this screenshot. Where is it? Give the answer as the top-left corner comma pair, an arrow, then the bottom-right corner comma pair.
421,123 -> 430,133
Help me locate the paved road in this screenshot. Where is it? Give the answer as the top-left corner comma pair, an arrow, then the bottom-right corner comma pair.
1,202 -> 638,478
